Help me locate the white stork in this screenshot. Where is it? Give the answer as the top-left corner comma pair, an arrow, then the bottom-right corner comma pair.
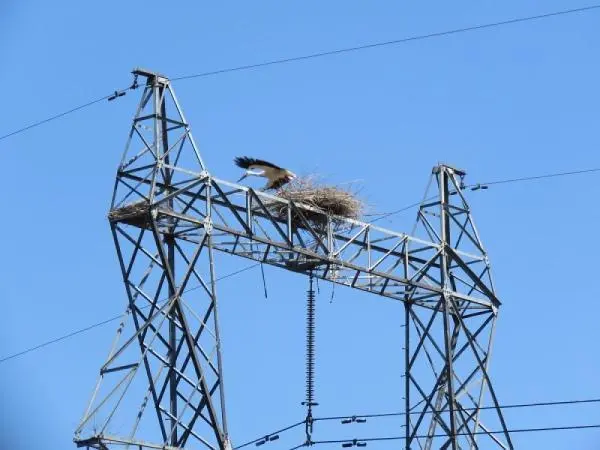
234,156 -> 296,190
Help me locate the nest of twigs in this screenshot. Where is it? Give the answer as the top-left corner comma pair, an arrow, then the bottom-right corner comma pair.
108,199 -> 152,228
269,177 -> 364,228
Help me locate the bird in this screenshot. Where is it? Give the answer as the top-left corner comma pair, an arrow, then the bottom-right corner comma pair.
234,156 -> 296,190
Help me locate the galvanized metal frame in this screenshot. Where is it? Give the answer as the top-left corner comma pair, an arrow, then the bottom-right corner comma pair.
403,166 -> 513,450
74,68 -> 511,450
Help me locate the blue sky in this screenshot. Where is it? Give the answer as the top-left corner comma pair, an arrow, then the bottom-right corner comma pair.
1,1 -> 600,449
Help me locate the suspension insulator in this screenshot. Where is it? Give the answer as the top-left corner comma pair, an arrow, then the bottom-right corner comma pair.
305,273 -> 316,408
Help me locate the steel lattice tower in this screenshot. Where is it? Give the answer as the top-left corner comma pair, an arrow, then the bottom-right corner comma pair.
75,68 -> 512,450
404,167 -> 513,449
75,69 -> 230,450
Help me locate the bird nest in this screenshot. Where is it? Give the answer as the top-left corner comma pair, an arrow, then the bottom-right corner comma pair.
108,199 -> 152,228
269,177 -> 363,228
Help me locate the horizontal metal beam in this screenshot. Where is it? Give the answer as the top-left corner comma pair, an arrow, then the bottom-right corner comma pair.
113,173 -> 498,311
75,435 -> 181,450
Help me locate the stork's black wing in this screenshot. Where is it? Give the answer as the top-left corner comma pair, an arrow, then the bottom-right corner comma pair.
266,174 -> 294,190
234,156 -> 283,170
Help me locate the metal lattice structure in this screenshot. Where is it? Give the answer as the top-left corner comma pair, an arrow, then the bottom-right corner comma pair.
404,168 -> 513,449
75,68 -> 512,450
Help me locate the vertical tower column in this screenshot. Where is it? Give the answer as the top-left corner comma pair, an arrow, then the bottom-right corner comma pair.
75,69 -> 230,450
404,165 -> 512,449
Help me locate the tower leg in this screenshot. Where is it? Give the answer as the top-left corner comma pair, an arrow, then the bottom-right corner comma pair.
404,165 -> 513,449
75,69 -> 229,450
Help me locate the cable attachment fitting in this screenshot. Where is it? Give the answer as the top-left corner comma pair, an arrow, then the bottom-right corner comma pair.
130,74 -> 139,90
255,434 -> 280,446
470,183 -> 489,191
342,439 -> 367,447
459,173 -> 466,190
341,415 -> 367,425
304,410 -> 314,446
108,90 -> 127,101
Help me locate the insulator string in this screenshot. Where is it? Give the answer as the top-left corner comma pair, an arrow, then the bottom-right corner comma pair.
304,271 -> 317,444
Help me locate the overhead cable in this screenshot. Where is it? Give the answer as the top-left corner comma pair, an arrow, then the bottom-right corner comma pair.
0,82 -> 136,142
172,4 -> 600,81
308,423 -> 600,445
0,262 -> 259,364
3,5 -> 599,142
367,166 -> 600,222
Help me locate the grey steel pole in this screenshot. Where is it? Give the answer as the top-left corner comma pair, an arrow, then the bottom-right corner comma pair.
158,82 -> 178,447
439,167 -> 458,450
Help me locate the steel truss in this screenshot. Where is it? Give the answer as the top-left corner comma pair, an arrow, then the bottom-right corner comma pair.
404,168 -> 513,450
74,68 -> 512,450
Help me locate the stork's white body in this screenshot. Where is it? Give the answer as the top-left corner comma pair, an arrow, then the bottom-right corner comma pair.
234,156 -> 296,190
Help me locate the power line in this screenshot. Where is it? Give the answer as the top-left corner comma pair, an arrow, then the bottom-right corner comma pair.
2,5 -> 598,143
0,314 -> 124,364
314,397 -> 600,422
368,197 -> 435,223
367,166 -> 600,222
172,4 -> 600,82
478,167 -> 600,186
234,421 -> 305,449
0,85 -> 135,143
0,262 -> 259,364
237,397 -> 600,448
308,423 -> 600,445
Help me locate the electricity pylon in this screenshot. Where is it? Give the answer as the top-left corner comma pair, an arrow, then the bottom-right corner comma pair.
404,166 -> 513,449
75,68 -> 230,450
74,68 -> 512,450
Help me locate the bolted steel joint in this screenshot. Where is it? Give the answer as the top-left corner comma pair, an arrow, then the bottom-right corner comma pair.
203,217 -> 213,234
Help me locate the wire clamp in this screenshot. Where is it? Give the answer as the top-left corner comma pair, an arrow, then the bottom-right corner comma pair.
341,415 -> 367,424
130,74 -> 139,90
342,439 -> 367,447
255,434 -> 279,446
108,90 -> 127,102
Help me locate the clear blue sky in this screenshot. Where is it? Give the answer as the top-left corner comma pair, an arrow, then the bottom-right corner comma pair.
1,1 -> 600,449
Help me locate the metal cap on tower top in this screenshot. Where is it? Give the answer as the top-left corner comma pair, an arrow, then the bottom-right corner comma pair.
132,67 -> 169,84
432,163 -> 466,177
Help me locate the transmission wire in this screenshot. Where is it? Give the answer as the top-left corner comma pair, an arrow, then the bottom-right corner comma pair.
2,4 -> 599,142
237,401 -> 600,450
172,4 -> 600,81
367,166 -> 600,222
313,397 -> 600,422
0,262 -> 260,364
308,423 -> 600,445
0,85 -> 135,142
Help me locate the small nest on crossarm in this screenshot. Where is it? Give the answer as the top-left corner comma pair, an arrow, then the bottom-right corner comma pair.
108,199 -> 152,228
269,177 -> 364,228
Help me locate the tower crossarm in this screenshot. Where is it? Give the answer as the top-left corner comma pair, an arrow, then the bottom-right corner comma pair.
113,172 -> 500,312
